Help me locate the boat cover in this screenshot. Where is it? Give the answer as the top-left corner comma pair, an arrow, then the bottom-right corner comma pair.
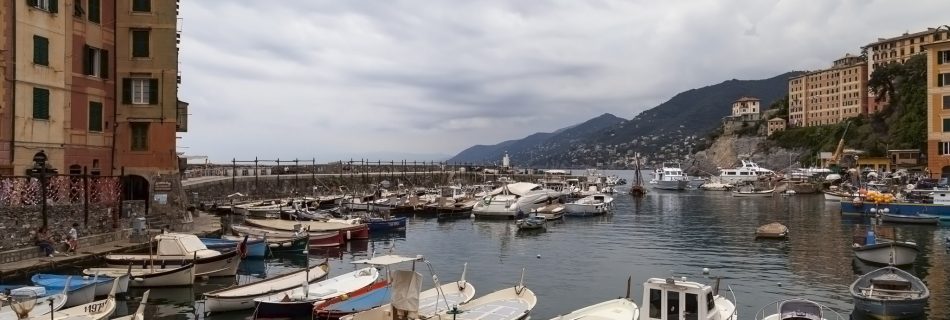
391,270 -> 422,317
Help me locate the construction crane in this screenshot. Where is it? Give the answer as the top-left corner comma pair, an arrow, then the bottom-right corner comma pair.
829,121 -> 851,169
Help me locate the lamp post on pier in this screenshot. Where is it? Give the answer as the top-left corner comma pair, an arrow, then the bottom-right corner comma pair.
31,150 -> 50,229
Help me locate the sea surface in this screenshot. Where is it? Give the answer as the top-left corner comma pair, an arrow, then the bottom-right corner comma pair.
51,171 -> 950,319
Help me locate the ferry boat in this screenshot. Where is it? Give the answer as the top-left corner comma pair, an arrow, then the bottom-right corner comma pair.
718,160 -> 774,185
649,163 -> 688,190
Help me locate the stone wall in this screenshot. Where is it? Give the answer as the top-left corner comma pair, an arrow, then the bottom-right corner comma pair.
0,203 -> 124,250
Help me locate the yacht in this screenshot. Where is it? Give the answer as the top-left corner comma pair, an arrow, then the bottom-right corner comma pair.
472,182 -> 561,219
719,160 -> 774,184
650,163 -> 688,190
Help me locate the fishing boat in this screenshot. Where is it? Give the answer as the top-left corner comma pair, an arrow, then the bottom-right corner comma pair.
472,182 -> 561,219
852,226 -> 919,266
232,224 -> 343,248
550,298 -> 638,320
201,236 -> 267,258
312,255 -> 431,320
753,298 -> 846,320
430,269 -> 536,320
550,277 -> 638,320
879,212 -> 940,225
755,222 -> 789,239
516,215 -> 546,230
840,190 -> 950,219
732,186 -> 774,197
113,290 -> 149,320
84,264 -> 195,287
341,263 -> 476,320
104,233 -> 243,277
24,280 -> 119,320
630,155 -> 647,197
365,217 -> 408,232
31,273 -> 129,297
822,189 -> 851,201
850,266 -> 929,319
649,163 -> 689,191
641,276 -> 736,320
203,261 -> 329,313
30,275 -> 98,308
244,218 -> 369,241
564,194 -> 613,216
252,267 -> 380,318
0,286 -> 67,320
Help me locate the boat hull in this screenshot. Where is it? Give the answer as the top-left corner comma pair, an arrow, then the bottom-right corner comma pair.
853,242 -> 919,266
203,263 -> 329,313
651,180 -> 687,190
852,297 -> 927,320
841,202 -> 950,220
105,249 -> 241,277
203,237 -> 267,258
563,204 -> 609,216
366,217 -> 407,232
880,213 -> 940,225
732,190 -> 774,197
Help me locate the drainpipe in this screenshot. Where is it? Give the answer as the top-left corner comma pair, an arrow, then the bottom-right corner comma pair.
109,2 -> 117,175
8,4 -> 16,168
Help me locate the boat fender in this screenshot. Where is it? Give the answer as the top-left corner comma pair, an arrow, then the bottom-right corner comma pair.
347,230 -> 351,240
340,293 -> 349,301
133,278 -> 145,282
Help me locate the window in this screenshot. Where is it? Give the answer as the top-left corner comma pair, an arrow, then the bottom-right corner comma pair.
83,45 -> 108,78
33,87 -> 50,120
28,0 -> 57,13
87,0 -> 100,23
132,0 -> 150,12
88,101 -> 103,132
706,292 -> 715,312
944,96 -> 950,109
667,291 -> 681,320
940,73 -> 950,87
944,119 -> 950,132
132,29 -> 150,57
123,78 -> 157,105
33,35 -> 49,66
940,51 -> 950,65
130,122 -> 149,151
649,289 -> 662,319
685,293 -> 699,320
939,142 -> 950,155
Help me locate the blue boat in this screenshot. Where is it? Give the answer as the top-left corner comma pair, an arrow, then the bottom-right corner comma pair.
200,236 -> 267,258
30,274 -> 102,308
366,217 -> 407,232
313,282 -> 392,319
840,201 -> 950,221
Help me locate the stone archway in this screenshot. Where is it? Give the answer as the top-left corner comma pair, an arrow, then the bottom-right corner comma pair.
942,166 -> 950,178
123,175 -> 150,201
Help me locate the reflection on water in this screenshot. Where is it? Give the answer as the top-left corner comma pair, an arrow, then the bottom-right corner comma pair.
81,171 -> 950,319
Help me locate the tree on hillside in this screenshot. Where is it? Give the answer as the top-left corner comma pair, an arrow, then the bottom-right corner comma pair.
868,63 -> 903,103
770,95 -> 789,119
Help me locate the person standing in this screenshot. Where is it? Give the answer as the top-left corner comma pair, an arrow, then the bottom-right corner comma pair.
66,223 -> 79,255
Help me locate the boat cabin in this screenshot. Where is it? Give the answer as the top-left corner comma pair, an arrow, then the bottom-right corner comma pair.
641,277 -> 734,320
155,233 -> 219,258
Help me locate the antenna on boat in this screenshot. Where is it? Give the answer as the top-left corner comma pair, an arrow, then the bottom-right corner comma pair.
625,275 -> 632,299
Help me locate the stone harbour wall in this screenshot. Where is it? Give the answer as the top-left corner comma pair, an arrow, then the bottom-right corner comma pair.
0,203 -> 125,250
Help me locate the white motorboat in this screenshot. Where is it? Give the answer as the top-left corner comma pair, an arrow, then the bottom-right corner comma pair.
104,233 -> 242,277
472,182 -> 561,219
203,261 -> 329,313
564,194 -> 613,216
26,280 -> 119,320
112,290 -> 149,320
649,164 -> 689,190
719,160 -> 774,185
754,298 -> 846,320
641,276 -> 736,320
431,269 -> 535,320
253,267 -> 380,318
84,264 -> 195,287
0,286 -> 67,320
550,298 -> 639,320
341,263 -> 476,320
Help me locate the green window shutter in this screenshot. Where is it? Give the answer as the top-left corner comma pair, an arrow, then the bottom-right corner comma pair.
82,45 -> 93,75
122,78 -> 131,104
100,50 -> 109,78
89,102 -> 103,131
32,88 -> 50,120
49,0 -> 57,13
88,0 -> 99,23
132,30 -> 149,57
148,78 -> 159,104
33,36 -> 49,65
27,0 -> 38,7
132,0 -> 150,12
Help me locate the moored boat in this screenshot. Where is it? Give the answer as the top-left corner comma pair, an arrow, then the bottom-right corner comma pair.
879,212 -> 940,225
112,290 -> 149,320
340,264 -> 475,320
755,222 -> 789,239
472,182 -> 561,219
203,261 -> 329,313
30,275 -> 98,308
641,276 -> 736,320
104,233 -> 243,277
84,264 -> 195,287
850,266 -> 929,319
719,160 -> 774,185
733,188 -> 774,197
0,286 -> 67,320
753,298 -> 846,320
852,226 -> 919,266
252,267 -> 380,318
25,280 -> 120,320
516,216 -> 546,230
31,273 -> 128,298
245,218 -> 369,241
564,194 -> 613,216
550,298 -> 638,320
201,236 -> 267,258
366,217 -> 408,232
430,273 -> 536,320
649,163 -> 689,191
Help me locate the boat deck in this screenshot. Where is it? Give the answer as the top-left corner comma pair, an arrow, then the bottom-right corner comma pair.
457,299 -> 531,320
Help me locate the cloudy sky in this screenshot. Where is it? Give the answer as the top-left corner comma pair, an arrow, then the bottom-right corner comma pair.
178,0 -> 948,162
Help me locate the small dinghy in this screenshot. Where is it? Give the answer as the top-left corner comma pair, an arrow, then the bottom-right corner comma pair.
341,263 -> 476,320
850,266 -> 929,319
431,269 -> 536,320
516,216 -> 546,230
253,267 -> 380,318
203,261 -> 329,313
852,226 -> 919,266
113,290 -> 149,320
201,236 -> 267,258
0,286 -> 67,320
25,280 -> 120,320
754,298 -> 846,320
732,188 -> 775,197
84,264 -> 195,287
755,222 -> 789,239
30,274 -> 100,308
879,212 -> 940,225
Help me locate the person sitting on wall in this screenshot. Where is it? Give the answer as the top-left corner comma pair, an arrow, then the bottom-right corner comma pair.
35,227 -> 57,257
64,223 -> 79,255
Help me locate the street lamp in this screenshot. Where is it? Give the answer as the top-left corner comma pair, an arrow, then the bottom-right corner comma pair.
31,150 -> 49,229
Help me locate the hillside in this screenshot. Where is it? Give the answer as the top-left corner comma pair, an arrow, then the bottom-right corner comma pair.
450,71 -> 802,167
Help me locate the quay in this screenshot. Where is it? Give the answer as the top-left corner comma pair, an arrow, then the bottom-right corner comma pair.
0,214 -> 220,281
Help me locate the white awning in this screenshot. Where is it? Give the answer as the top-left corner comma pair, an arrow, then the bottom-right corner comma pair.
351,255 -> 422,266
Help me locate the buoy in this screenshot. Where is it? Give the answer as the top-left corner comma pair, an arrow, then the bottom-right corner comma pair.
536,254 -> 541,259
777,282 -> 782,287
702,268 -> 710,275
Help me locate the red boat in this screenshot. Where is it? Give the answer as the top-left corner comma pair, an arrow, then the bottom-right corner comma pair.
339,224 -> 370,241
310,231 -> 345,247
312,280 -> 391,320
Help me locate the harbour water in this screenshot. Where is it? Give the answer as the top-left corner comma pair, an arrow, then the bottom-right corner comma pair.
49,170 -> 950,319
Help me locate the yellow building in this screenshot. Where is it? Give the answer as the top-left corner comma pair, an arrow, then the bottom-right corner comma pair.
923,29 -> 950,177
766,118 -> 786,136
788,54 -> 868,127
0,1 -> 10,174
11,0 -> 69,174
